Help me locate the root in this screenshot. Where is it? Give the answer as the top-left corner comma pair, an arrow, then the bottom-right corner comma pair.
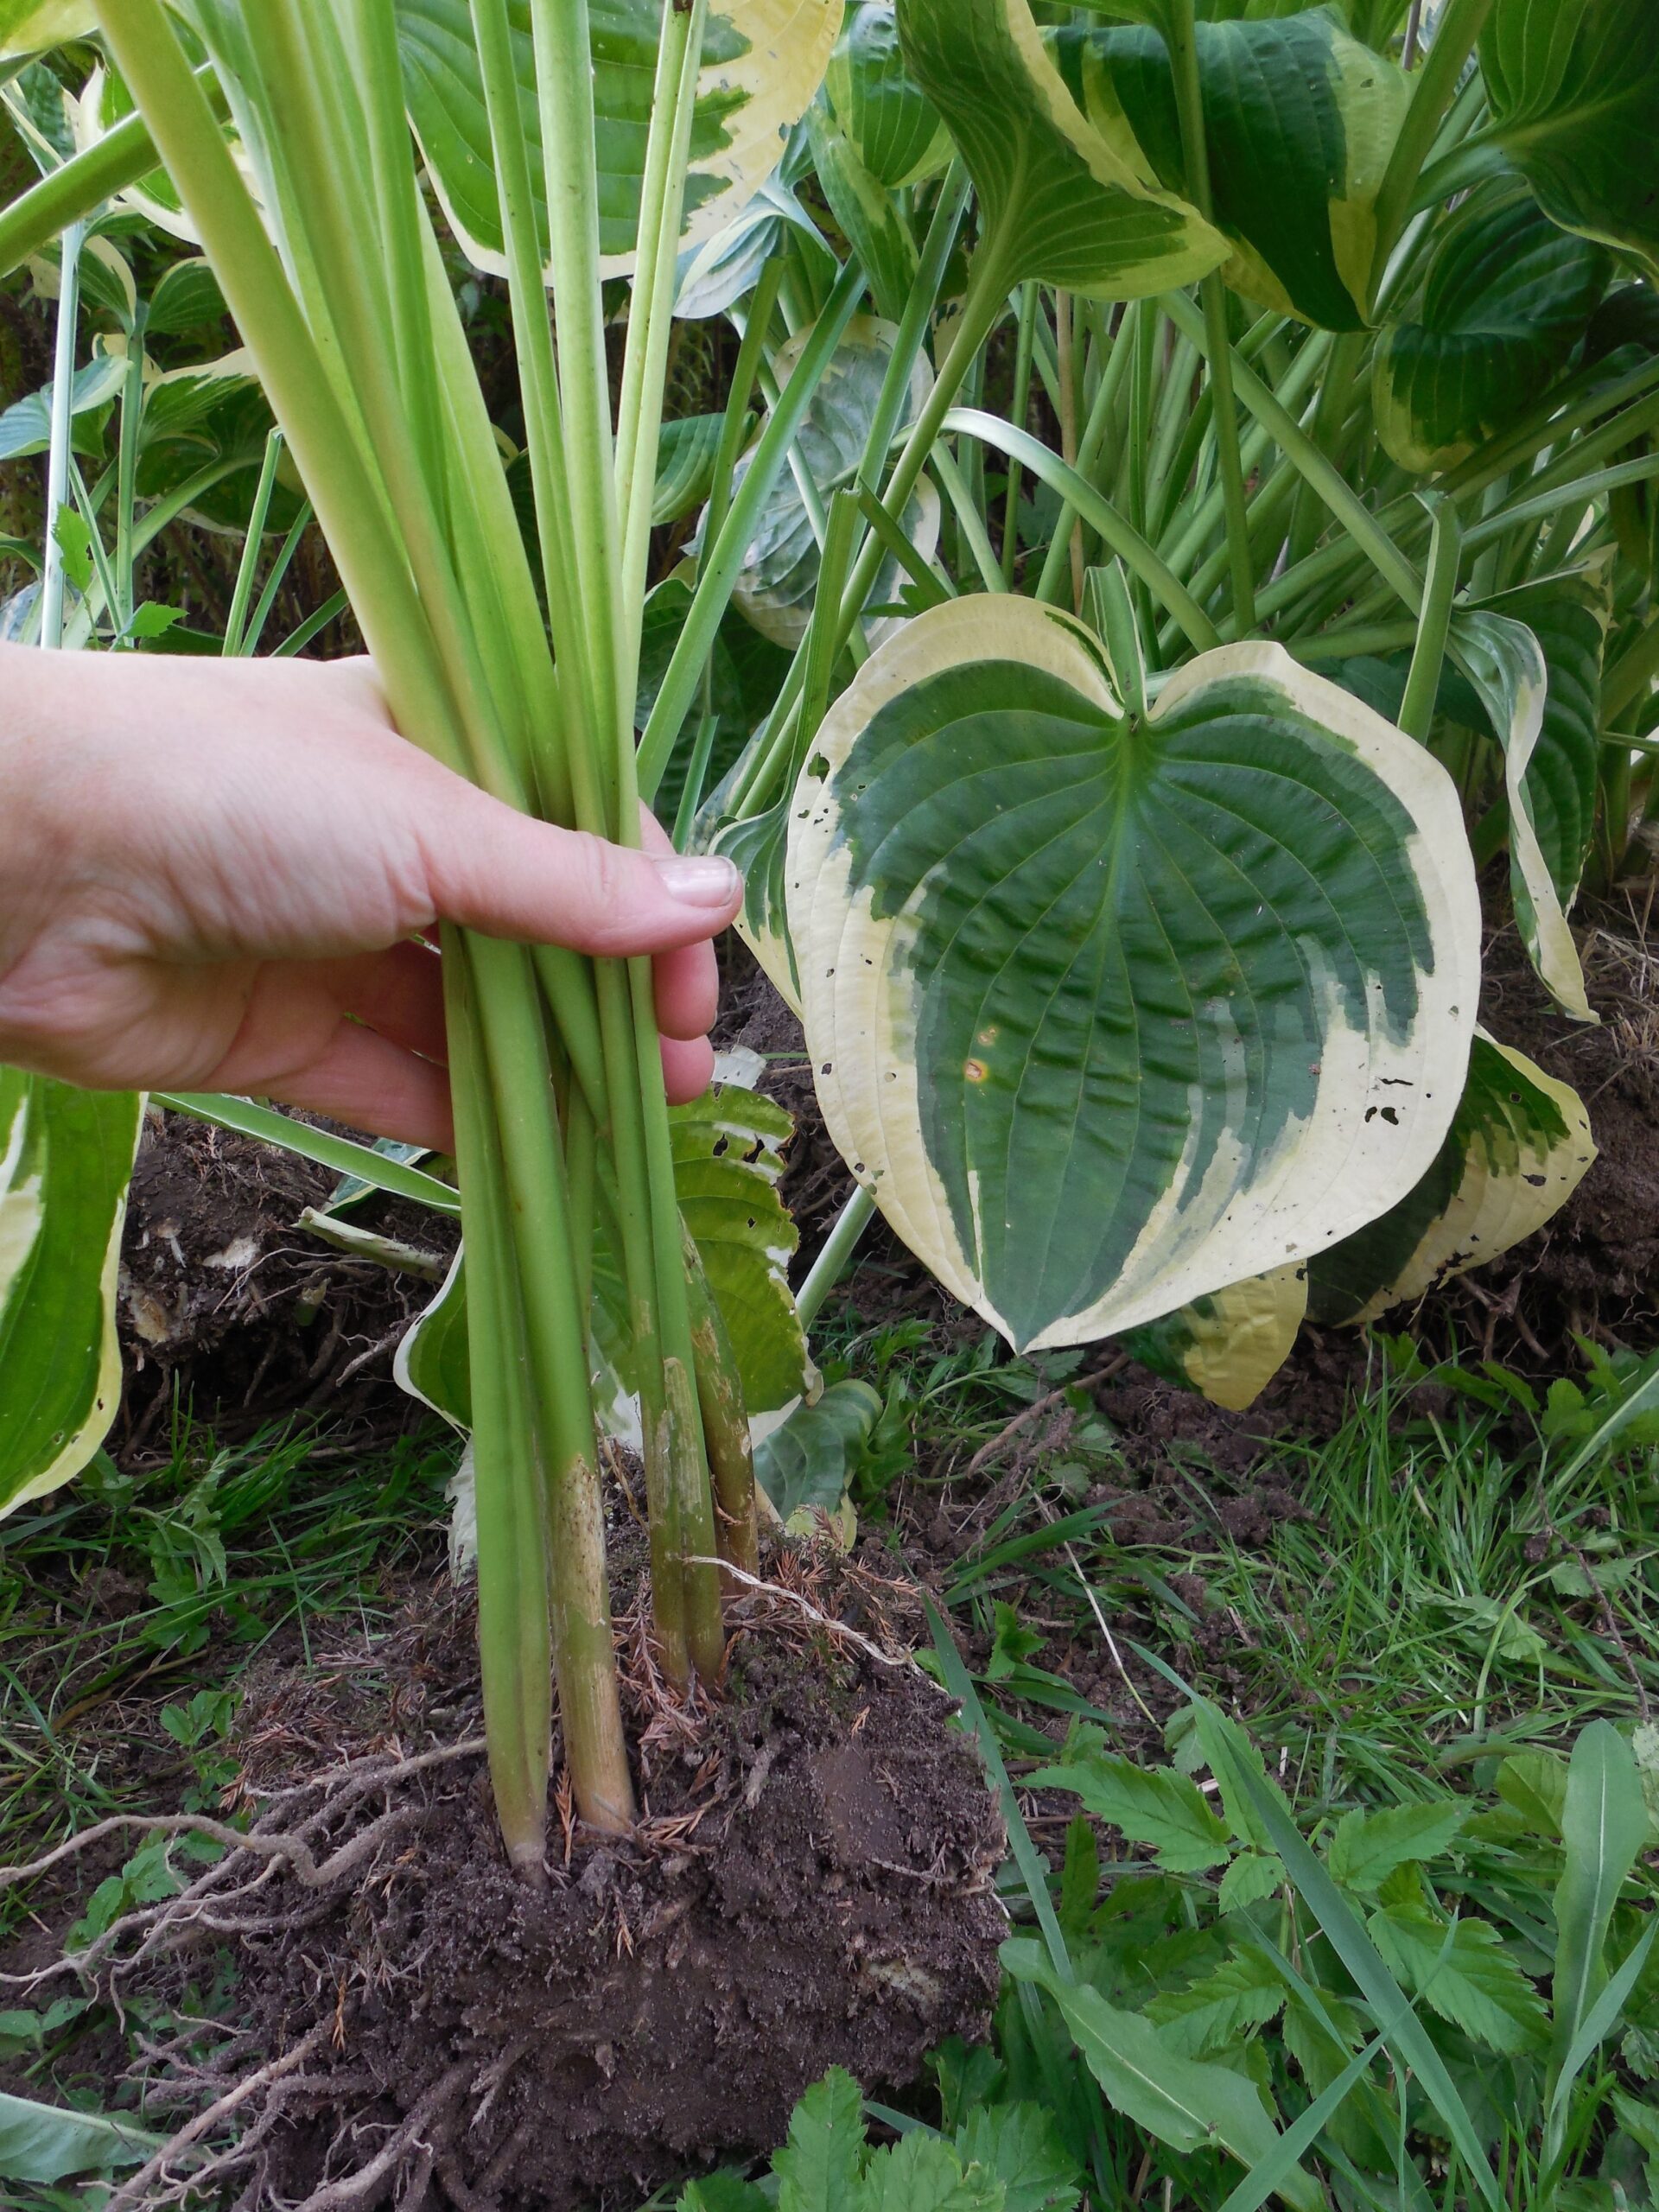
103,2024 -> 331,2212
287,2061 -> 473,2212
689,1558 -> 913,1672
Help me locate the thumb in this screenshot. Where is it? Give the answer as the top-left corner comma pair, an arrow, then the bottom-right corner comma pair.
410,774 -> 743,956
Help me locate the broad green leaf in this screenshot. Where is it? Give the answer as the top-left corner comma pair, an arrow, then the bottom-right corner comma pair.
1219,1850 -> 1286,1911
144,257 -> 229,336
1062,6 -> 1408,330
397,0 -> 845,282
675,170 -> 836,318
393,1248 -> 472,1428
788,598 -> 1480,1354
1280,1988 -> 1397,2169
0,1071 -> 142,1517
682,2179 -> 773,2212
0,1 -> 92,57
1306,1031 -> 1597,1324
1116,1262 -> 1307,1412
1481,0 -> 1659,277
1326,1800 -> 1467,1893
715,315 -> 938,649
1368,1908 -> 1551,2055
1026,1749 -> 1232,1872
0,2090 -> 158,2183
1553,1719 -> 1649,2073
1001,1938 -> 1321,2212
1452,607 -> 1594,1019
1372,188 -> 1611,472
753,1376 -> 880,1524
1497,1748 -> 1569,1835
826,2 -> 951,187
711,793 -> 803,1013
893,0 -> 1225,298
952,2103 -> 1081,2212
1145,1945 -> 1287,2056
774,2066 -> 868,2212
655,412 -> 753,528
862,2132 -> 1006,2212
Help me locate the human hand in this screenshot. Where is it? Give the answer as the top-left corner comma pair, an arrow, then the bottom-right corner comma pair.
0,646 -> 742,1150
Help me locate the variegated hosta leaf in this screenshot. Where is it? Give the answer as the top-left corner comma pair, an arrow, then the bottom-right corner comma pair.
1449,607 -> 1595,1021
1472,569 -> 1608,938
675,172 -> 834,318
1118,1263 -> 1308,1413
717,314 -> 939,649
397,1083 -> 808,1432
1060,5 -> 1407,332
1,1071 -> 143,1516
0,0 -> 92,57
1481,0 -> 1659,279
805,96 -> 918,325
753,1376 -> 878,1536
71,65 -> 197,241
787,597 -> 1481,1353
396,0 -> 844,283
1372,189 -> 1610,474
893,0 -> 1225,298
824,1 -> 950,188
1307,1032 -> 1597,1325
711,795 -> 804,1014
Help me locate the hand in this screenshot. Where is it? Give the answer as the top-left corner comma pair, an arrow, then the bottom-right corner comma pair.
0,646 -> 742,1150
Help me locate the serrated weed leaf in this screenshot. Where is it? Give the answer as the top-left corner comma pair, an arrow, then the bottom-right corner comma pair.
1027,1750 -> 1231,1873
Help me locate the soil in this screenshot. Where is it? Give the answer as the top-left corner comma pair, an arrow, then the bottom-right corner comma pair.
71,1554 -> 1004,2212
116,1106 -> 458,1458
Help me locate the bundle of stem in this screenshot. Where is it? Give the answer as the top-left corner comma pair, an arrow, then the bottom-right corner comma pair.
92,0 -> 756,1873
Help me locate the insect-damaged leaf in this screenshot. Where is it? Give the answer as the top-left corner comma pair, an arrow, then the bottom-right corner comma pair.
787,596 -> 1480,1353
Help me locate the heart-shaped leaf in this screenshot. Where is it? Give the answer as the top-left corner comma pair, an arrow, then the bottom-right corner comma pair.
1,1071 -> 143,1516
1059,4 -> 1408,331
787,596 -> 1480,1352
1482,0 -> 1659,278
396,0 -> 844,281
1372,188 -> 1610,473
893,0 -> 1225,298
824,0 -> 950,187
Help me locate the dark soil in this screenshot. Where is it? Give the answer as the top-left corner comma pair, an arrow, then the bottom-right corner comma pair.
116,1107 -> 458,1457
90,1556 -> 1003,2212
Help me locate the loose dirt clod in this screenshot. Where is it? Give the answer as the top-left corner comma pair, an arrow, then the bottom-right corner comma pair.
35,1556 -> 1004,2212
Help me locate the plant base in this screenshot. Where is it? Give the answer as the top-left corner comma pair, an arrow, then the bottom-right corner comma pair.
88,1552 -> 1005,2210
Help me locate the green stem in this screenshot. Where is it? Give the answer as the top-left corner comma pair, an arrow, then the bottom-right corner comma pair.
1397,494 -> 1462,742
683,1233 -> 760,1581
796,1184 -> 877,1332
39,218 -> 85,652
1368,0 -> 1495,307
1001,282 -> 1039,587
223,428 -> 284,658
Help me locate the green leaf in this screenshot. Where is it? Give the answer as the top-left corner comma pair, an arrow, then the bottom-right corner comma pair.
789,599 -> 1481,1354
397,0 -> 845,281
1218,1850 -> 1286,1911
0,1 -> 92,57
0,354 -> 124,463
1326,1799 -> 1467,1894
144,255 -> 228,335
1026,1749 -> 1232,1872
806,97 -> 919,324
715,314 -> 938,649
1481,0 -> 1659,277
0,2090 -> 158,2183
1116,1263 -> 1307,1412
1371,187 -> 1610,473
826,2 -> 951,186
863,2132 -> 1007,2212
712,791 -> 804,1014
1553,1719 -> 1649,2073
1306,1030 -> 1596,1325
1001,1937 -> 1321,2212
394,1249 -> 472,1428
1451,607 -> 1594,1020
1368,1908 -> 1551,2054
655,412 -> 753,528
753,1376 -> 881,1523
774,2067 -> 868,2212
893,0 -> 1225,297
0,1072 -> 142,1516
681,2177 -> 774,2212
1061,5 -> 1408,330
1496,1749 -> 1569,1835
1145,1944 -> 1288,2056
952,2102 -> 1081,2212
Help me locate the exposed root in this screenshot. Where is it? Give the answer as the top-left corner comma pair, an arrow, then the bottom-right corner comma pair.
103,2025 -> 331,2212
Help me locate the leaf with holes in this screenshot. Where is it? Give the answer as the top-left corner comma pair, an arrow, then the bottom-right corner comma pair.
1060,5 -> 1408,331
1306,1029 -> 1596,1325
1,1071 -> 143,1516
397,0 -> 844,282
787,595 -> 1480,1354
